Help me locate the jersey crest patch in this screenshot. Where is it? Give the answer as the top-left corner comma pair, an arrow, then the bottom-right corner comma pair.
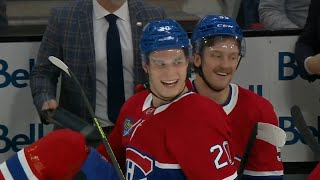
123,118 -> 134,136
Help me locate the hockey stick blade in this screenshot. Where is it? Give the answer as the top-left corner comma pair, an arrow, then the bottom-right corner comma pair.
48,56 -> 125,180
290,105 -> 320,159
256,122 -> 286,147
238,122 -> 286,179
48,56 -> 71,77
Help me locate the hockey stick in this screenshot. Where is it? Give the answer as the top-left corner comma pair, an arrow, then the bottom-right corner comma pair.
237,122 -> 286,178
237,122 -> 257,179
48,56 -> 125,180
290,105 -> 320,160
256,122 -> 286,147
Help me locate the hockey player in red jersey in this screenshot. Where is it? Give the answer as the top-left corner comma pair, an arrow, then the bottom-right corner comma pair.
0,19 -> 237,180
0,129 -> 118,180
189,15 -> 284,179
0,129 -> 87,179
97,19 -> 237,179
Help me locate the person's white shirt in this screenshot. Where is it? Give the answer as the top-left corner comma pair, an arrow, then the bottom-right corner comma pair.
93,0 -> 134,126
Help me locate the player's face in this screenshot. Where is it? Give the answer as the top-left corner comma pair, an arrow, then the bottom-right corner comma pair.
195,38 -> 240,92
145,49 -> 188,104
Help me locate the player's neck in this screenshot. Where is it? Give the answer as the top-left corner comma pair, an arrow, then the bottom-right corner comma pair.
194,76 -> 230,105
152,87 -> 188,107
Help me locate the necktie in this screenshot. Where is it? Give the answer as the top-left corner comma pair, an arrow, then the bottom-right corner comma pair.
105,14 -> 125,123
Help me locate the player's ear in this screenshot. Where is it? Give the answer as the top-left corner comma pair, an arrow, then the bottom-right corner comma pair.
142,62 -> 149,74
193,54 -> 202,68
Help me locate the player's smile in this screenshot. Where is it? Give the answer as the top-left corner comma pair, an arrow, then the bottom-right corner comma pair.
161,79 -> 179,87
206,70 -> 231,91
214,72 -> 230,81
213,69 -> 232,80
216,72 -> 228,76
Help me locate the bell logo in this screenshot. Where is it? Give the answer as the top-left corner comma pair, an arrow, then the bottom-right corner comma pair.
0,58 -> 35,88
0,123 -> 44,153
279,116 -> 320,145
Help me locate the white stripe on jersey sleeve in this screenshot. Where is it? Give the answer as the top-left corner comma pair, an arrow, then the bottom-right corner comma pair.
18,149 -> 39,180
155,161 -> 181,169
243,169 -> 284,176
0,161 -> 14,180
223,171 -> 238,180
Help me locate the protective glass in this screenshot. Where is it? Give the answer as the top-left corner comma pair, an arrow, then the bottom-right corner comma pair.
202,36 -> 243,64
148,50 -> 188,70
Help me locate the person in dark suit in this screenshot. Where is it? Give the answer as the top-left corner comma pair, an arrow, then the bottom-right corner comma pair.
0,0 -> 7,31
295,0 -> 320,82
30,0 -> 165,132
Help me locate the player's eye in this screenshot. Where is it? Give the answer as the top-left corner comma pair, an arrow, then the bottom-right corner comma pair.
174,59 -> 184,65
211,53 -> 222,58
153,60 -> 165,66
229,54 -> 240,62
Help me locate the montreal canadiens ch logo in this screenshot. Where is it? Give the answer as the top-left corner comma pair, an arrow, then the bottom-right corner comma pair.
126,148 -> 153,180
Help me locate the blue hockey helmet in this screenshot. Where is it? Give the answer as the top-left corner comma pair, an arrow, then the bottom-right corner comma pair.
140,19 -> 191,62
191,15 -> 245,56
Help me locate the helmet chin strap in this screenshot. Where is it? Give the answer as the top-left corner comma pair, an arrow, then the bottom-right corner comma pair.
145,83 -> 187,103
197,65 -> 217,92
236,56 -> 242,69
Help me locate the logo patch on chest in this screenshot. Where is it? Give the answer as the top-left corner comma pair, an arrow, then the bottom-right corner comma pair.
123,118 -> 134,136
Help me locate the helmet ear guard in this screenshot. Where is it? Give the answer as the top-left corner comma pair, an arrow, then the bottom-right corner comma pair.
140,19 -> 192,63
191,15 -> 245,57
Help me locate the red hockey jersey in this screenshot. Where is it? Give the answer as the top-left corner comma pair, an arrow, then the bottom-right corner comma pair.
99,90 -> 237,179
188,81 -> 284,179
224,84 -> 283,178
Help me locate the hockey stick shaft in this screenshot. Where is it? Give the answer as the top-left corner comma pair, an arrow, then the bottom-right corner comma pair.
290,105 -> 320,160
48,56 -> 125,180
237,122 -> 258,179
68,70 -> 125,180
